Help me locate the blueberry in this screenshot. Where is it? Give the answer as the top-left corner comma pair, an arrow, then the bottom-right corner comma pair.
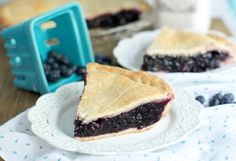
182,65 -> 191,72
95,55 -> 104,62
53,69 -> 60,75
116,13 -> 127,25
43,63 -> 52,78
203,53 -> 212,60
195,95 -> 205,104
209,98 -> 220,107
163,57 -> 172,66
136,113 -> 143,121
123,12 -> 135,22
46,57 -> 55,64
209,60 -> 220,69
47,70 -> 61,83
212,93 -> 223,100
196,58 -> 206,68
102,56 -> 112,64
95,54 -> 112,65
51,62 -> 60,70
60,65 -> 67,71
219,52 -> 229,61
127,10 -> 140,22
57,55 -> 69,65
87,122 -> 99,132
61,66 -> 74,77
54,53 -> 64,61
44,69 -> 50,77
221,93 -> 235,104
225,93 -> 234,101
141,64 -> 149,71
76,66 -> 86,76
179,57 -> 188,64
48,51 -> 65,62
100,16 -> 114,28
48,51 -> 58,59
174,61 -> 182,71
43,63 -> 51,71
67,64 -> 77,72
192,66 -> 200,72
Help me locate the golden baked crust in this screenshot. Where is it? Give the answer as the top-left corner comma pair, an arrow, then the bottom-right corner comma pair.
76,63 -> 174,123
0,0 -> 150,26
146,28 -> 232,57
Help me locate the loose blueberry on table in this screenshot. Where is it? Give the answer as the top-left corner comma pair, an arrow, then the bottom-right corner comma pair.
221,93 -> 235,104
209,97 -> 221,107
195,95 -> 205,104
195,93 -> 235,107
43,51 -> 86,83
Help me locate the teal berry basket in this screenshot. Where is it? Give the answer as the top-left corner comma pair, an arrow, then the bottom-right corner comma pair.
1,2 -> 94,95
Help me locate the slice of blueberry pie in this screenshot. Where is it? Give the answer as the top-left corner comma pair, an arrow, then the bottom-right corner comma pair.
74,63 -> 174,141
142,28 -> 236,72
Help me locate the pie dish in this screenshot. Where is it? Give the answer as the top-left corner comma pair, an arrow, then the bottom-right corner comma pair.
0,0 -> 150,29
141,28 -> 236,72
74,63 -> 174,141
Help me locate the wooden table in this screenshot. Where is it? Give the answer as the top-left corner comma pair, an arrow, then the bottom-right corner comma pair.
0,18 -> 232,161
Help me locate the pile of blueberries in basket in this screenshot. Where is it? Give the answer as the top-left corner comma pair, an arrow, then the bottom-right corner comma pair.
43,51 -> 86,83
43,52 -> 114,83
195,93 -> 235,107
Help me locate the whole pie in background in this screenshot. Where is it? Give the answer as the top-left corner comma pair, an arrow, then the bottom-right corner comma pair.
74,63 -> 174,141
0,0 -> 151,29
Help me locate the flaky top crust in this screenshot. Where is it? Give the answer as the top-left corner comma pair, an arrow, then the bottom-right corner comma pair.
76,63 -> 174,123
0,0 -> 150,26
146,28 -> 232,57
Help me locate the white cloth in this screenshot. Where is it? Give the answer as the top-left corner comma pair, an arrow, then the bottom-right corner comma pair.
1,73 -> 236,161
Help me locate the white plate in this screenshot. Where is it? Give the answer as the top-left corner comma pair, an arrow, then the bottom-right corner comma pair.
113,29 -> 236,74
28,82 -> 202,155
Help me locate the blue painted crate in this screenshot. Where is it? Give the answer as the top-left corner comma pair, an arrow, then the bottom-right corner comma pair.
1,2 -> 94,94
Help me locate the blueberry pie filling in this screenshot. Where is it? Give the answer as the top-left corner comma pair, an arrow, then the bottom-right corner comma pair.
74,63 -> 174,140
75,98 -> 171,138
142,28 -> 236,73
142,50 -> 230,72
86,9 -> 141,29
